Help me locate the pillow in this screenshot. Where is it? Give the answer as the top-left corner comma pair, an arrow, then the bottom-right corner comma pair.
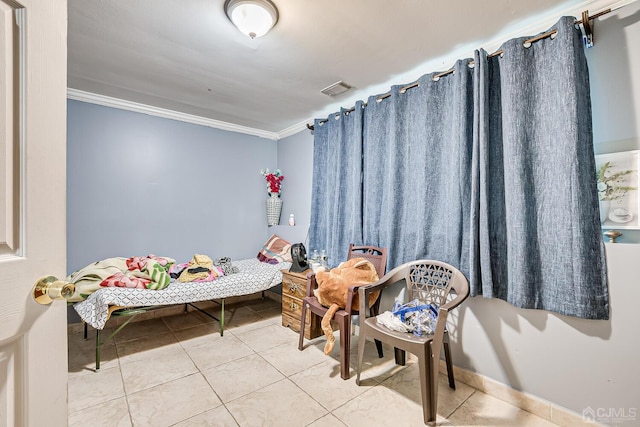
257,234 -> 292,264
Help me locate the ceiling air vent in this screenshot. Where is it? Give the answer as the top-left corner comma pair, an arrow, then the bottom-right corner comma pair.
321,81 -> 353,97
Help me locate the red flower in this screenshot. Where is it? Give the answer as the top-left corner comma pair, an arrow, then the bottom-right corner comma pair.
261,168 -> 284,194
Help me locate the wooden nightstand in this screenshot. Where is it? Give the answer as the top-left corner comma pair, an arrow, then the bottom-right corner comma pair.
281,269 -> 322,339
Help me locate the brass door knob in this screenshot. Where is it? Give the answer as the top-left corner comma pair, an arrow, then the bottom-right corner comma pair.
32,276 -> 75,305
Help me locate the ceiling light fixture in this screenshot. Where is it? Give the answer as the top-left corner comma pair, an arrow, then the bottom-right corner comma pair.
224,0 -> 279,39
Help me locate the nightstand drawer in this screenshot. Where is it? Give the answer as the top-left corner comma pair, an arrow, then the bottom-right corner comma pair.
282,276 -> 307,299
282,293 -> 303,317
280,268 -> 322,340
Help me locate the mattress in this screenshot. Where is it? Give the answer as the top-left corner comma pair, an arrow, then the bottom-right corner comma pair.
74,258 -> 291,329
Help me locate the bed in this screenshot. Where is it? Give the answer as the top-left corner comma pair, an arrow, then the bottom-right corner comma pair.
71,236 -> 294,370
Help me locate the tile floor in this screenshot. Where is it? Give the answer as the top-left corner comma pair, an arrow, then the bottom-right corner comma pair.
68,297 -> 561,427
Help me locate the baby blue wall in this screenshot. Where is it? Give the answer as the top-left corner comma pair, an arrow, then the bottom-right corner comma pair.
271,129 -> 314,246
67,100 -> 277,274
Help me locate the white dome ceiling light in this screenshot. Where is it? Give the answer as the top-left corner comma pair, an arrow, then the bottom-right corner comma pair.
224,0 -> 279,39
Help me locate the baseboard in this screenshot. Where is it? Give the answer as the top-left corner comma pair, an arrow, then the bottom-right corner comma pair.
440,360 -> 605,427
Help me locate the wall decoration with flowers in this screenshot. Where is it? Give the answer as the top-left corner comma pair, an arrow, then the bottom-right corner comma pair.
595,150 -> 639,229
261,168 -> 284,226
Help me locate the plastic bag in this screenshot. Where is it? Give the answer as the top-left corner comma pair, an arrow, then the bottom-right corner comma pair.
376,299 -> 438,336
376,311 -> 410,333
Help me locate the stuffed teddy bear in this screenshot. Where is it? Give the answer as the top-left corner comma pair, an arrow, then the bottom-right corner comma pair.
314,257 -> 380,354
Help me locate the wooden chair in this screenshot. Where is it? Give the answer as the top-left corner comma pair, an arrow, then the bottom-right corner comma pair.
355,260 -> 469,424
298,244 -> 387,380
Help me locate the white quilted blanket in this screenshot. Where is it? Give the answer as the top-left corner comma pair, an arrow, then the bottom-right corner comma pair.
74,258 -> 290,329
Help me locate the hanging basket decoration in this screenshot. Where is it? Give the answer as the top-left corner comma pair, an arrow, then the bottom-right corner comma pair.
266,193 -> 283,226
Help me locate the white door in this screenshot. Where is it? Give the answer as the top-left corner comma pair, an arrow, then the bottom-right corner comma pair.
0,1 -> 67,426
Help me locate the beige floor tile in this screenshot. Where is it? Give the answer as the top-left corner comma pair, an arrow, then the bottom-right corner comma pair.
332,384 -> 451,426
482,376 -> 552,421
254,305 -> 283,319
350,341 -> 416,384
120,345 -> 198,394
298,331 -> 408,383
225,308 -> 276,333
181,331 -> 255,371
172,405 -> 239,426
436,373 -> 477,417
67,326 -> 116,348
116,331 -> 182,364
173,323 -> 222,345
68,334 -> 119,377
229,315 -> 281,334
233,322 -> 297,353
260,340 -> 329,377
448,391 -> 558,426
240,297 -> 281,314
381,363 -> 476,418
162,311 -> 215,331
68,366 -> 125,413
112,317 -> 172,344
264,313 -> 285,327
212,305 -> 266,331
225,378 -> 328,427
201,353 -> 284,403
67,298 -> 567,427
307,413 -> 347,427
301,335 -> 332,354
290,359 -> 373,411
68,396 -> 131,427
127,373 -> 221,427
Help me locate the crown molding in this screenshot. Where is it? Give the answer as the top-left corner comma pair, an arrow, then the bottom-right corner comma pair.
66,88 -> 281,140
276,118 -> 312,140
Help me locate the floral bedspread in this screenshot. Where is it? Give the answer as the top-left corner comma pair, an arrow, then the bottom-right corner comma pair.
74,258 -> 290,329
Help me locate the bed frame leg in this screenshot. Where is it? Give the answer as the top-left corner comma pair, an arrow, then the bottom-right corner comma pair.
95,329 -> 101,371
184,303 -> 188,313
83,322 -> 88,340
94,315 -> 138,372
220,299 -> 225,337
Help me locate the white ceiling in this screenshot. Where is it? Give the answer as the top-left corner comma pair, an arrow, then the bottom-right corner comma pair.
67,0 -> 615,138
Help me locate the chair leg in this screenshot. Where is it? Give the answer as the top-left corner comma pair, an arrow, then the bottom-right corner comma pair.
374,339 -> 383,358
394,347 -> 406,366
356,326 -> 366,385
298,301 -> 308,351
337,312 -> 350,380
443,330 -> 455,389
371,306 -> 384,359
417,344 -> 439,424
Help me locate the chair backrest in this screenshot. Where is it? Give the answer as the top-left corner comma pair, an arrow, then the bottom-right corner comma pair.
401,260 -> 469,341
404,260 -> 468,308
346,244 -> 387,279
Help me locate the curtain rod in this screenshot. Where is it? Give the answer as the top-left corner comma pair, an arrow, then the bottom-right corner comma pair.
307,6 -> 616,131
